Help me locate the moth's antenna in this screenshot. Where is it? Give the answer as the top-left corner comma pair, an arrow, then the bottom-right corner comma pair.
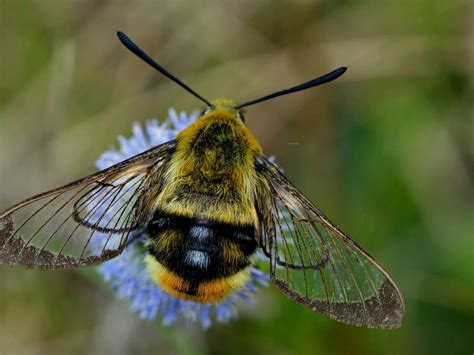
235,67 -> 347,110
117,31 -> 212,107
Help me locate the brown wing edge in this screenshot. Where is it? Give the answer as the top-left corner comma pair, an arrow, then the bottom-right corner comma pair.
256,155 -> 405,328
0,214 -> 122,269
0,140 -> 176,269
273,278 -> 403,329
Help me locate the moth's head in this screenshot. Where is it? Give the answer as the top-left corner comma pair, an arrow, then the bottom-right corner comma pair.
201,99 -> 246,123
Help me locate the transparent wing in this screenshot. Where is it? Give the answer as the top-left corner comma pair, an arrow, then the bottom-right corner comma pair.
255,155 -> 404,328
0,141 -> 175,269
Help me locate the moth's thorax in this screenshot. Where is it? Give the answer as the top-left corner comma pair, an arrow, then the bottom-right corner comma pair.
156,105 -> 262,225
176,103 -> 262,156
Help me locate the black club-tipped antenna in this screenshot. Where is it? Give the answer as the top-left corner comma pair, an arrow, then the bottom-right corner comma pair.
235,66 -> 347,110
117,31 -> 212,107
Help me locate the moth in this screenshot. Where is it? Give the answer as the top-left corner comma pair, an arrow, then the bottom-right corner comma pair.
0,31 -> 404,328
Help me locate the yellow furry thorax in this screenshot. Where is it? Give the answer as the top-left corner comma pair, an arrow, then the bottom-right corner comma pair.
152,98 -> 263,226
176,98 -> 262,154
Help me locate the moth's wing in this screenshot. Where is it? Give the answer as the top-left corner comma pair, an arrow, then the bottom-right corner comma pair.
0,140 -> 175,269
255,155 -> 404,328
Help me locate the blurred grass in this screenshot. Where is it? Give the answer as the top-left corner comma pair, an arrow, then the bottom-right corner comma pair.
0,1 -> 473,354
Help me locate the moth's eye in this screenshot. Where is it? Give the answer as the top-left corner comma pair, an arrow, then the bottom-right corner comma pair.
237,112 -> 245,123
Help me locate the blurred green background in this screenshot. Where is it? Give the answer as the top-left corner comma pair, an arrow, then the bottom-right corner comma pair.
0,1 -> 472,354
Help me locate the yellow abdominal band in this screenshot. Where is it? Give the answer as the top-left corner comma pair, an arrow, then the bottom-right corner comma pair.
144,255 -> 251,303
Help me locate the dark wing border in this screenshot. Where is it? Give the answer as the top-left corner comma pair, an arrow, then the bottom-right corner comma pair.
255,155 -> 405,328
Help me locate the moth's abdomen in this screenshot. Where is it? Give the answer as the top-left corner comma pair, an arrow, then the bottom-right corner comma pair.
145,211 -> 257,302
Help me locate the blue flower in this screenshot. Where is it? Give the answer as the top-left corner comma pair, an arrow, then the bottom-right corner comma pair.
95,108 -> 269,328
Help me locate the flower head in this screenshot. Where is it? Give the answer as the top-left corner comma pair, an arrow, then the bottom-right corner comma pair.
95,108 -> 269,328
